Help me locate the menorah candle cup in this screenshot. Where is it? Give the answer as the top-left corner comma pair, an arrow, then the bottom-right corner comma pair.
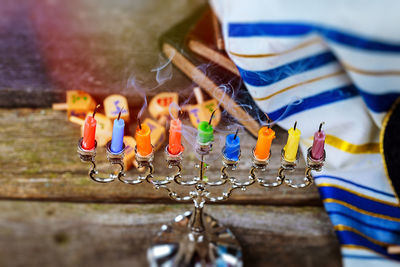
134,145 -> 154,167
251,147 -> 271,170
280,148 -> 299,170
306,147 -> 325,171
77,137 -> 97,162
105,140 -> 125,164
165,145 -> 184,166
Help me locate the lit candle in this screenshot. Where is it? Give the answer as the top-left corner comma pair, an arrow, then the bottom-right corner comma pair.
254,126 -> 275,160
223,128 -> 240,161
135,119 -> 152,156
284,121 -> 301,162
81,105 -> 100,150
168,118 -> 184,155
110,111 -> 125,153
197,110 -> 215,144
311,122 -> 326,160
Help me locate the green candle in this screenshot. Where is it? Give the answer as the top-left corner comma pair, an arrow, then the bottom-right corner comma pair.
197,121 -> 214,144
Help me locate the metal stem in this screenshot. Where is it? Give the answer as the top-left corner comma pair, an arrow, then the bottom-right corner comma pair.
189,155 -> 206,233
199,155 -> 204,181
189,202 -> 205,233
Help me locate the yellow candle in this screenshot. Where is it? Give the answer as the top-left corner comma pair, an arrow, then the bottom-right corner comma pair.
284,123 -> 301,162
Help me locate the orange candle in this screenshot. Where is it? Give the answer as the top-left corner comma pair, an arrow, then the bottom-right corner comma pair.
135,123 -> 152,156
168,118 -> 184,155
254,126 -> 276,160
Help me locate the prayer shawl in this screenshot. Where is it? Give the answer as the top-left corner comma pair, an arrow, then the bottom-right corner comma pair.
211,0 -> 400,265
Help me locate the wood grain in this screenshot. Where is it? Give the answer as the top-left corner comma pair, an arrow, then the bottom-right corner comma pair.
0,108 -> 321,205
0,201 -> 341,267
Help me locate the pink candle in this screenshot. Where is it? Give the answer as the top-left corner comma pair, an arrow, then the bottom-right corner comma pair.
311,123 -> 326,160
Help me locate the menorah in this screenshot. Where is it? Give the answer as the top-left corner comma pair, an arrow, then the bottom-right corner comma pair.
77,122 -> 325,267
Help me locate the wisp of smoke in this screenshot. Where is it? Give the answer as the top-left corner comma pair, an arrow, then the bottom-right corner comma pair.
151,53 -> 173,85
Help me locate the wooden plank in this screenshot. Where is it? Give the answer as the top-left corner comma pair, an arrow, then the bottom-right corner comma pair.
0,201 -> 341,267
0,109 -> 322,205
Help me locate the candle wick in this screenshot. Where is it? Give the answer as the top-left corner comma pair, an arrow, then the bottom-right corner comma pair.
294,121 -> 297,131
137,118 -> 142,130
264,113 -> 271,124
178,109 -> 183,120
267,119 -> 271,129
118,109 -> 122,120
319,122 -> 325,132
92,104 -> 100,118
234,128 -> 239,140
208,110 -> 216,125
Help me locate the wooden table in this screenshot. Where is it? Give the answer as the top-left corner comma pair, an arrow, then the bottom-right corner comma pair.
0,109 -> 341,267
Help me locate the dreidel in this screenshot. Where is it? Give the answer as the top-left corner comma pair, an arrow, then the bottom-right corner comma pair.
52,90 -> 97,118
143,118 -> 166,151
70,112 -> 113,147
104,94 -> 130,122
123,136 -> 137,170
184,87 -> 221,128
148,92 -> 179,125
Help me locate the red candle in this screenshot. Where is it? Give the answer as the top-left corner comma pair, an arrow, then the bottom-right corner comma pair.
168,118 -> 184,155
311,123 -> 326,160
81,106 -> 100,150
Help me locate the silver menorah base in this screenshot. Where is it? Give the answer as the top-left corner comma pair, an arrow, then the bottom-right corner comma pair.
77,138 -> 325,267
147,211 -> 242,267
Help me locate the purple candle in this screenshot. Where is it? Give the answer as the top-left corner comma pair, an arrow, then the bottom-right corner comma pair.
311,123 -> 326,160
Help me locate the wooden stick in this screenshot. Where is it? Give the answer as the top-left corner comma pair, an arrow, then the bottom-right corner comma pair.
69,116 -> 84,125
52,103 -> 68,110
193,87 -> 204,104
211,9 -> 224,51
388,246 -> 400,254
163,43 -> 260,137
188,40 -> 239,76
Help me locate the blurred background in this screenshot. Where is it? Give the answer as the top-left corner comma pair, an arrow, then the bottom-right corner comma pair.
0,0 -> 205,107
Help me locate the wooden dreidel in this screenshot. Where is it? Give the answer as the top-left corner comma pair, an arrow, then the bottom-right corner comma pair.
52,90 -> 97,118
143,118 -> 166,151
70,112 -> 113,147
149,92 -> 179,124
185,87 -> 221,128
122,136 -> 136,170
104,94 -> 130,122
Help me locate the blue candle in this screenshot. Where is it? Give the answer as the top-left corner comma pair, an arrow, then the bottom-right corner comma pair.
223,133 -> 240,161
110,116 -> 125,153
